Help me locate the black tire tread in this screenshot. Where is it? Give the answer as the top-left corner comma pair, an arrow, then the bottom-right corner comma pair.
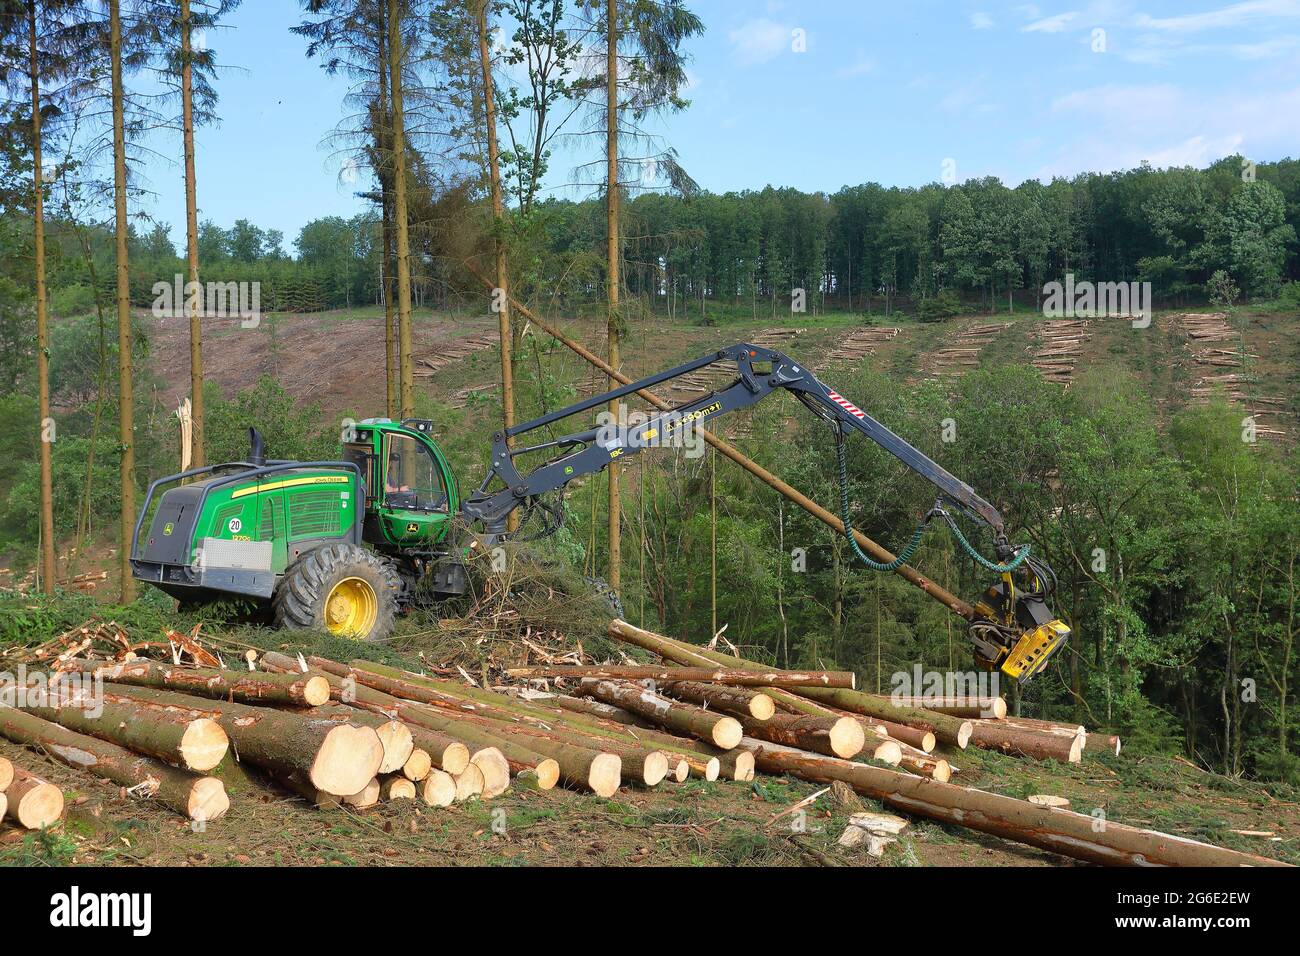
273,543 -> 400,642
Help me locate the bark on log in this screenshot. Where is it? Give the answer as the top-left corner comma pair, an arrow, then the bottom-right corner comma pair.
743,739 -> 1289,867
606,620 -> 973,745
0,707 -> 224,822
407,728 -> 470,775
863,737 -> 903,765
20,686 -> 228,771
0,792 -> 6,821
577,679 -> 742,748
90,684 -> 383,795
2,765 -> 63,828
741,711 -> 865,759
717,748 -> 755,781
968,721 -> 1082,763
887,696 -> 1006,718
507,664 -> 854,689
603,621 -> 841,718
66,658 -> 329,707
873,718 -> 936,753
660,681 -> 776,720
549,694 -> 653,727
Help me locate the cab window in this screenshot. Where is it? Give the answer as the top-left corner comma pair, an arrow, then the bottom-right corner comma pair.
383,433 -> 447,512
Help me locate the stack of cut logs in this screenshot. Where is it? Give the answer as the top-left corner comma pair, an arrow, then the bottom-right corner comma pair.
1031,318 -> 1090,385
1173,312 -> 1291,443
813,325 -> 900,373
921,322 -> 1009,377
412,332 -> 500,379
0,621 -> 1283,867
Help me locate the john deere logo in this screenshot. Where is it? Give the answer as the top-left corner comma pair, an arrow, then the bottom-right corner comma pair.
162,522 -> 174,536
406,522 -> 419,533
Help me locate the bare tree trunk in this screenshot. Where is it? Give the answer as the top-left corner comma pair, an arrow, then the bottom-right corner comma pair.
180,0 -> 204,468
28,1 -> 55,594
476,0 -> 516,532
376,7 -> 396,418
388,0 -> 414,417
605,0 -> 621,591
110,0 -> 136,602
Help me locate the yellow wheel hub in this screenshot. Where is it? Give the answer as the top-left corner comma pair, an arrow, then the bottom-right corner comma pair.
324,577 -> 378,638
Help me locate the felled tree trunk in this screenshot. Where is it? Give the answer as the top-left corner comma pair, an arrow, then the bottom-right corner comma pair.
660,681 -> 776,720
741,711 -> 865,759
968,722 -> 1082,763
21,686 -> 228,771
66,659 -> 330,707
2,765 -> 63,829
744,738 -> 1286,867
94,684 -> 382,796
576,679 -> 742,748
0,708 -> 224,822
507,664 -> 854,689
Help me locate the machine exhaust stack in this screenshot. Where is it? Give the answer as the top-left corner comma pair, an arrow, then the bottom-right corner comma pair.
248,427 -> 266,467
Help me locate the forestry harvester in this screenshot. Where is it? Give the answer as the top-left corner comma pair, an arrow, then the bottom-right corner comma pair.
131,344 -> 1069,680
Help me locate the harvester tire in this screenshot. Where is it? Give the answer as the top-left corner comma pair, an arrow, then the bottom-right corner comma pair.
274,543 -> 400,642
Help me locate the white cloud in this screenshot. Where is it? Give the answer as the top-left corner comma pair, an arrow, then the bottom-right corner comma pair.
727,18 -> 795,65
1135,0 -> 1300,33
1041,82 -> 1300,177
1023,11 -> 1080,32
970,12 -> 995,29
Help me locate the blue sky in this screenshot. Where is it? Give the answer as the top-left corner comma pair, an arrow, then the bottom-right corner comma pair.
136,0 -> 1300,248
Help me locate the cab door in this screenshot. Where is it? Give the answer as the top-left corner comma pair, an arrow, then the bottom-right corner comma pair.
378,431 -> 450,546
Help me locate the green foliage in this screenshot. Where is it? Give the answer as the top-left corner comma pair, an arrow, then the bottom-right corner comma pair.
202,376 -> 339,465
915,289 -> 962,323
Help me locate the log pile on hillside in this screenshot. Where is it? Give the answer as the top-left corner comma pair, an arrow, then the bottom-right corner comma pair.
921,322 -> 1009,377
0,621 -> 1285,867
412,331 -> 499,379
813,325 -> 901,373
1031,319 -> 1090,385
1171,312 -> 1291,443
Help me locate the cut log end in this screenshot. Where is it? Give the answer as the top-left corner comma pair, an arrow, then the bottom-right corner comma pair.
1068,735 -> 1084,764
382,776 -> 417,801
711,716 -> 743,750
310,724 -> 385,796
470,748 -> 511,798
642,750 -> 669,786
440,742 -> 471,776
872,740 -> 903,766
455,764 -> 486,801
956,721 -> 973,749
830,716 -> 867,759
342,777 -> 381,809
402,748 -> 432,782
666,756 -> 689,782
920,731 -> 937,753
187,777 -> 231,822
421,769 -> 457,807
750,694 -> 776,720
530,758 -> 560,791
0,756 -> 13,791
179,718 -> 230,772
588,753 -> 622,797
374,720 -> 415,775
303,675 -> 332,707
7,774 -> 63,829
732,750 -> 756,781
704,756 -> 721,781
